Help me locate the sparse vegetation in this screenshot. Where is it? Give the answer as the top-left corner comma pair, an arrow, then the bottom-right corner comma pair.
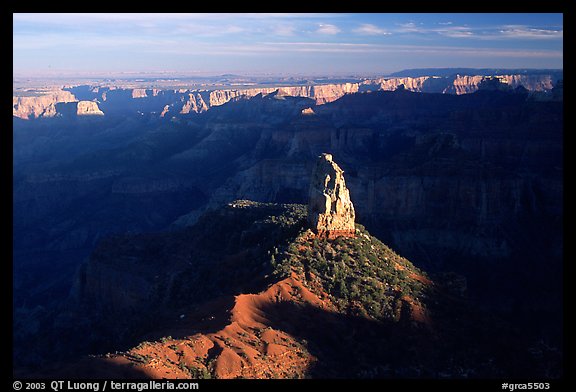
179,363 -> 212,379
128,353 -> 152,364
162,201 -> 307,308
273,224 -> 428,321
135,341 -> 151,350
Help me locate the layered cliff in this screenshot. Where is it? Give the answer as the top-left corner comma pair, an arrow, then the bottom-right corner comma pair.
13,90 -> 77,119
206,89 -> 562,257
308,153 -> 356,238
76,100 -> 104,116
13,72 -> 561,119
13,87 -> 562,377
120,73 -> 559,115
362,74 -> 557,95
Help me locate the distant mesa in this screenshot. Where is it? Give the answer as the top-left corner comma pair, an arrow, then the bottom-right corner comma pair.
76,100 -> 104,116
307,153 -> 356,239
131,88 -> 148,99
13,70 -> 562,120
53,100 -> 105,117
12,90 -> 76,119
301,107 -> 315,115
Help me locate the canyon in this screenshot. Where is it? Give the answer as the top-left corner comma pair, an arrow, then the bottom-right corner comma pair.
12,70 -> 563,377
24,201 -> 559,379
13,71 -> 561,120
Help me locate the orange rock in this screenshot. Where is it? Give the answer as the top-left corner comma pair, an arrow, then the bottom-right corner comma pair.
307,153 -> 356,239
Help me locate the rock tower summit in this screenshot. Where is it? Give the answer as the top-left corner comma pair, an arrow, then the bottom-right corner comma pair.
307,153 -> 356,239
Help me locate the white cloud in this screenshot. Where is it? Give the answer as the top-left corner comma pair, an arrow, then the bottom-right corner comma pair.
396,22 -> 422,33
395,22 -> 474,37
353,24 -> 391,36
436,26 -> 474,38
498,25 -> 563,39
391,22 -> 562,41
316,24 -> 340,35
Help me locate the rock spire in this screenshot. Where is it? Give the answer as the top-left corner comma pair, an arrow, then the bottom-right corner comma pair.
307,153 -> 356,239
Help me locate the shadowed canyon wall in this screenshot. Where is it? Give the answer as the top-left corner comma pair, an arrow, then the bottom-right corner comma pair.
13,85 -> 562,370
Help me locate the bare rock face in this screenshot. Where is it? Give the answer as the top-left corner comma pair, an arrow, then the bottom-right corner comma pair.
76,100 -> 104,116
13,90 -> 77,119
131,89 -> 148,98
308,153 -> 356,239
160,104 -> 170,118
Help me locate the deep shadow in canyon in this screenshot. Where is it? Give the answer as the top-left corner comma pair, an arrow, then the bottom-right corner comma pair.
13,87 -> 563,376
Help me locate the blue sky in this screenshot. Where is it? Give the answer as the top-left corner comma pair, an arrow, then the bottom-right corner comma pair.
13,13 -> 563,77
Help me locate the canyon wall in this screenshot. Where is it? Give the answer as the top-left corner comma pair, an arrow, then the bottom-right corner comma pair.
13,73 -> 560,119
13,90 -> 76,119
13,86 -> 562,371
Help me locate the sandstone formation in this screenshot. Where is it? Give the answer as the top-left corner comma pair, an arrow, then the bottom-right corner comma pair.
76,100 -> 104,116
361,76 -> 433,92
361,74 -> 557,95
307,153 -> 356,239
181,92 -> 209,114
29,203 -> 434,378
160,104 -> 170,118
13,90 -> 77,119
13,73 -> 560,119
206,83 -> 358,107
131,89 -> 148,98
13,87 -> 563,377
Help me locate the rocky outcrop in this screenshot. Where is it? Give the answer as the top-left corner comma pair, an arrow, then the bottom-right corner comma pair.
206,74 -> 556,104
204,83 -> 358,108
14,73 -> 561,120
131,89 -> 148,98
180,92 -> 209,114
197,88 -> 562,267
203,74 -> 556,105
305,83 -> 359,104
496,74 -> 555,91
307,153 -> 356,239
13,90 -> 77,119
361,76 -> 433,92
76,100 -> 104,116
13,87 -> 563,376
361,74 -> 558,95
449,75 -> 485,94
